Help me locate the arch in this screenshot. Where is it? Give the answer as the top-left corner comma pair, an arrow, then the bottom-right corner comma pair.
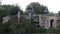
50,19 -> 54,28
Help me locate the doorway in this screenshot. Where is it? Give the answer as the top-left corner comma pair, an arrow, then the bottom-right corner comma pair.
50,19 -> 54,28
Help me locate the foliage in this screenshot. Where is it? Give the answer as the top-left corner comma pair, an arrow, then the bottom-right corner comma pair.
0,22 -> 11,33
9,5 -> 20,15
2,5 -> 23,15
0,9 -> 8,17
58,11 -> 60,15
25,2 -> 49,14
31,25 -> 47,33
0,5 -> 23,23
47,12 -> 55,16
0,2 -> 60,33
2,5 -> 13,16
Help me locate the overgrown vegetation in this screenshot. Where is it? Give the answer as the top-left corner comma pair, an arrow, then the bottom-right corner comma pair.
0,2 -> 60,33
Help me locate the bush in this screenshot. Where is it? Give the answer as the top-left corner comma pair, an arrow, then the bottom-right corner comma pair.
32,26 -> 47,33
0,22 -> 11,33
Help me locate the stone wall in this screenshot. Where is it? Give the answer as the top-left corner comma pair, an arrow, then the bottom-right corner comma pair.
2,16 -> 10,24
39,15 -> 58,29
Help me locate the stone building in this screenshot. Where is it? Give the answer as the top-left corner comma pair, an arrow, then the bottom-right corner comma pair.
25,3 -> 60,29
2,11 -> 60,29
32,14 -> 60,29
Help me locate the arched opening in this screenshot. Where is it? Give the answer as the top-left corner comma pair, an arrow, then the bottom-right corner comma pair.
50,19 -> 54,28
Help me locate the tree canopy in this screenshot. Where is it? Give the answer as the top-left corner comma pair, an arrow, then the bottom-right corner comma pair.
2,5 -> 23,16
0,5 -> 23,23
25,2 -> 49,14
58,11 -> 60,15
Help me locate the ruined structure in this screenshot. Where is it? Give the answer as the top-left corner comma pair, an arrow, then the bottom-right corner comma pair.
32,14 -> 60,29
2,11 -> 60,29
25,3 -> 60,29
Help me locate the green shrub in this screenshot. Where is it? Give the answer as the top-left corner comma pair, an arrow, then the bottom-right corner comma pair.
33,26 -> 47,33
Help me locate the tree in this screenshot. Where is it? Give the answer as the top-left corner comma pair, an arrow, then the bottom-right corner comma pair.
20,10 -> 23,15
0,5 -> 13,23
2,5 -> 13,15
0,5 -> 23,24
2,5 -> 23,15
41,5 -> 49,14
25,2 -> 49,14
58,11 -> 60,15
0,6 -> 7,23
10,5 -> 19,15
47,12 -> 55,16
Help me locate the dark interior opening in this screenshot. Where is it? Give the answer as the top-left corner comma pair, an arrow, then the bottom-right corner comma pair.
50,19 -> 54,28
